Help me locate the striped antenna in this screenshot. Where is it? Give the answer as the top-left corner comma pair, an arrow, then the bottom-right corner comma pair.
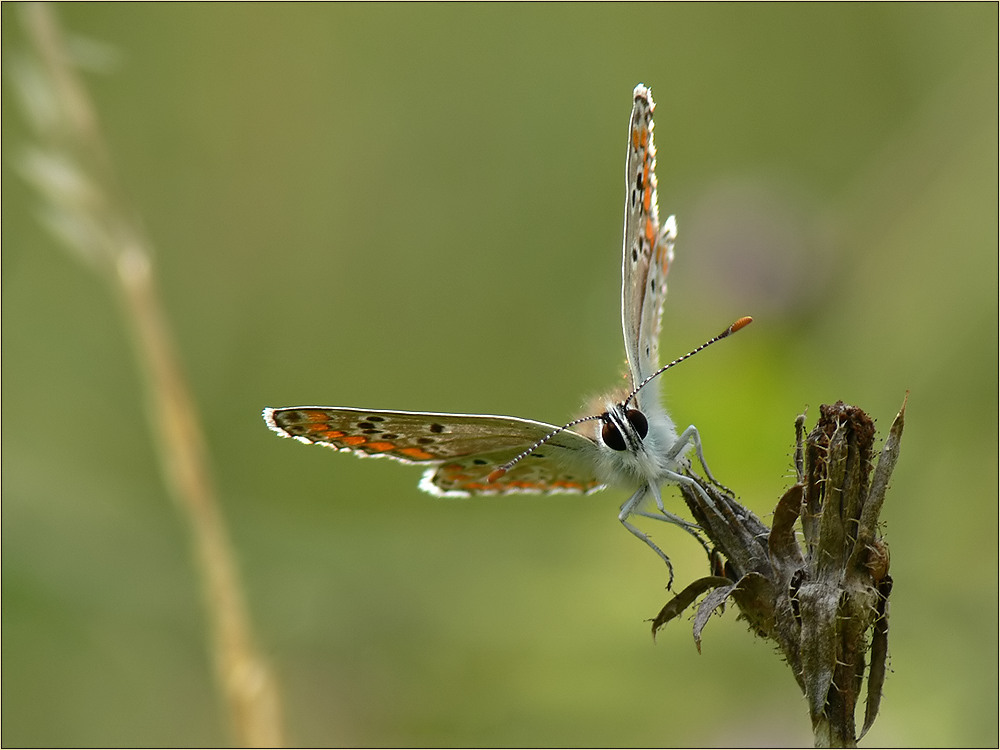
487,414 -> 603,483
488,316 -> 752,484
624,316 -> 753,407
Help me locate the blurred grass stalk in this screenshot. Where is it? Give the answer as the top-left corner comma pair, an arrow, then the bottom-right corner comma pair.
12,4 -> 284,746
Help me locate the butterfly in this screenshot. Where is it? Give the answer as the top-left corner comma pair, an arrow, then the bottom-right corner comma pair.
264,84 -> 751,584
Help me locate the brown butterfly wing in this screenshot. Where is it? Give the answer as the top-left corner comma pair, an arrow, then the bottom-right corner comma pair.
264,407 -> 604,496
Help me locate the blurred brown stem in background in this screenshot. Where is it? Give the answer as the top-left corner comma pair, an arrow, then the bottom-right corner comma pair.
13,4 -> 284,746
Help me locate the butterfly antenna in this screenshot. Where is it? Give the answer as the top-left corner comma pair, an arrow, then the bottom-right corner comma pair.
489,316 -> 753,483
487,414 -> 604,483
624,316 -> 753,407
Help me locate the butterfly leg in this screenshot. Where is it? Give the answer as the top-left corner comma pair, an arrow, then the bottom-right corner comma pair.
640,481 -> 711,555
668,425 -> 737,497
619,486 -> 676,588
643,481 -> 701,531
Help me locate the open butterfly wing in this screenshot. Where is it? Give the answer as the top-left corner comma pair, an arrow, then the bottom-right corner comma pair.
264,407 -> 604,496
621,84 -> 676,392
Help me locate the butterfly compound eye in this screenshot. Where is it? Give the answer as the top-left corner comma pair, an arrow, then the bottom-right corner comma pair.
625,409 -> 648,439
601,420 -> 627,451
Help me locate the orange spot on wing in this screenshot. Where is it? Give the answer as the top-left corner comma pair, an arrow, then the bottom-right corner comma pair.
631,128 -> 640,150
656,244 -> 670,272
341,435 -> 366,446
441,466 -> 473,481
553,480 -> 583,490
304,412 -> 330,423
398,447 -> 435,460
306,423 -> 336,435
366,441 -> 395,452
645,217 -> 656,244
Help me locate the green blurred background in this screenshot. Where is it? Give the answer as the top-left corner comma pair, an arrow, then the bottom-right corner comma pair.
3,3 -> 997,746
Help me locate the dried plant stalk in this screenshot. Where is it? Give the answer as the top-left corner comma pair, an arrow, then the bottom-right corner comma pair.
13,5 -> 284,746
652,398 -> 905,747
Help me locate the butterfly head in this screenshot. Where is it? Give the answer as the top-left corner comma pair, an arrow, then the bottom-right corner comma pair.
598,402 -> 648,452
